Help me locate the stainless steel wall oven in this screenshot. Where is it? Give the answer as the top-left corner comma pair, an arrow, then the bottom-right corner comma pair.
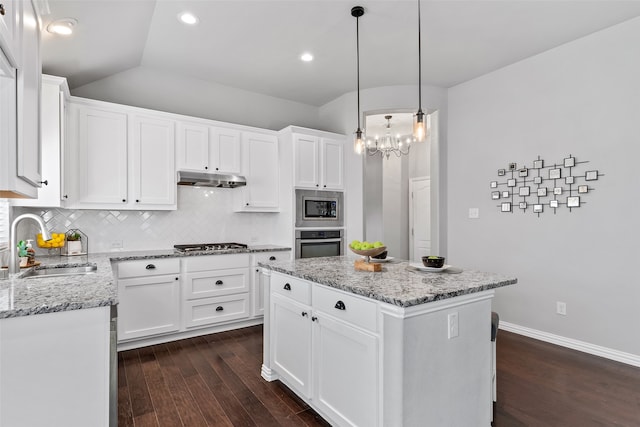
295,229 -> 344,259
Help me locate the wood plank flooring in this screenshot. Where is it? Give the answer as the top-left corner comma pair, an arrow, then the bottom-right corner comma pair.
119,325 -> 640,427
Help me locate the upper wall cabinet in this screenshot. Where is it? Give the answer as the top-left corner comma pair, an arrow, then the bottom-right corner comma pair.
236,132 -> 279,212
292,131 -> 344,191
0,0 -> 43,199
176,122 -> 241,175
12,75 -> 69,208
65,99 -> 176,210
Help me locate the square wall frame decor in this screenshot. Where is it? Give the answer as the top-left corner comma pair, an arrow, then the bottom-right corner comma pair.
490,154 -> 602,215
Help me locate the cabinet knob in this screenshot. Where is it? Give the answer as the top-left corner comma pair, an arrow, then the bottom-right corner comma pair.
334,300 -> 346,310
312,316 -> 318,322
136,199 -> 140,203
63,195 -> 68,199
175,277 -> 179,280
269,256 -> 276,261
301,311 -> 308,317
122,199 -> 126,203
256,268 -> 259,272
215,280 -> 223,285
145,264 -> 156,270
246,203 -> 250,206
39,180 -> 48,186
283,283 -> 291,291
216,306 -> 224,312
215,167 -> 219,171
0,4 -> 5,16
316,184 -> 319,187
205,166 -> 208,170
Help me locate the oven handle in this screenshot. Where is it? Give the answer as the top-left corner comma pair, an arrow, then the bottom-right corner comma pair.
297,238 -> 343,244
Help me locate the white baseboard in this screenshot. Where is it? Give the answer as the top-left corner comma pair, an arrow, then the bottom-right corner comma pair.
499,321 -> 640,368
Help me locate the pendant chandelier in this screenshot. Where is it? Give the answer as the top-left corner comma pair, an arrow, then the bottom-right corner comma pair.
365,115 -> 413,159
352,6 -> 365,154
413,0 -> 427,142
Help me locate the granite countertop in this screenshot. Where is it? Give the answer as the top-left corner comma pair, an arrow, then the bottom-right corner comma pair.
0,245 -> 292,319
259,256 -> 517,308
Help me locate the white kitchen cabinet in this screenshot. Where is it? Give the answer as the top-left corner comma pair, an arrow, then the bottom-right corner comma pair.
130,114 -> 176,206
66,99 -> 176,210
0,0 -> 17,61
268,273 -> 379,426
293,132 -> 344,190
12,75 -> 69,207
251,250 -> 291,317
116,258 -> 181,341
237,131 -> 279,211
182,254 -> 250,329
0,306 -> 111,427
176,122 -> 241,174
16,0 -> 42,188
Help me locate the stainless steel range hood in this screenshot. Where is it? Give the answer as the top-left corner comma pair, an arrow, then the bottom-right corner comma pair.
177,171 -> 247,188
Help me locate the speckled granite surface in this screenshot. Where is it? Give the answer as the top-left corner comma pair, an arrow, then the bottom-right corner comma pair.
259,256 -> 517,308
0,245 -> 291,319
0,254 -> 116,319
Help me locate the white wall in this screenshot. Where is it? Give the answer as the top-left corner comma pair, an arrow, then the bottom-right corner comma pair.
448,17 -> 640,357
72,66 -> 321,131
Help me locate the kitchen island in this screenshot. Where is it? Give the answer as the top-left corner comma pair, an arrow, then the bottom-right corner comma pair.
259,256 -> 517,427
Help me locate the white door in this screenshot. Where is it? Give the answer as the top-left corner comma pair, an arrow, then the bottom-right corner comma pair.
320,138 -> 344,190
410,177 -> 431,262
271,293 -> 312,398
131,115 -> 175,206
313,314 -> 378,427
77,107 -> 128,205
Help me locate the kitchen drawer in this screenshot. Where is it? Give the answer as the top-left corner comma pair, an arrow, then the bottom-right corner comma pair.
183,294 -> 250,329
185,268 -> 249,300
183,253 -> 249,272
116,258 -> 180,279
313,285 -> 378,332
253,251 -> 290,265
271,273 -> 311,305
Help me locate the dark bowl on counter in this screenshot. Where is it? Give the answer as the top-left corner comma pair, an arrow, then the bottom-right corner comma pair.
372,251 -> 388,260
422,256 -> 445,268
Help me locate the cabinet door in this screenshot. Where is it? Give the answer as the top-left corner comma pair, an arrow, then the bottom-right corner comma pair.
239,132 -> 279,211
77,107 -> 128,205
320,138 -> 344,190
0,0 -> 17,57
271,293 -> 312,398
313,314 -> 379,427
252,251 -> 291,317
16,0 -> 41,187
131,115 -> 176,206
210,127 -> 241,174
176,122 -> 208,171
118,274 -> 181,341
294,134 -> 319,188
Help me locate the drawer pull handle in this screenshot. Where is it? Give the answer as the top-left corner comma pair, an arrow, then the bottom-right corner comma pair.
145,264 -> 156,270
269,256 -> 276,261
334,300 -> 346,310
216,306 -> 224,312
283,283 -> 291,291
312,316 -> 318,322
301,311 -> 308,317
215,280 -> 224,285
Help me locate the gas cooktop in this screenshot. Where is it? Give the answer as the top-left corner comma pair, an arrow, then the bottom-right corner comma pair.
173,243 -> 248,253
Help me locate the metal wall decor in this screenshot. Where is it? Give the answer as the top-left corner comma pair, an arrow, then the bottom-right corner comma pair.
490,155 -> 603,216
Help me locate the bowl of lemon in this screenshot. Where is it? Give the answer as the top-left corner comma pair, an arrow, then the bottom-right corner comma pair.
349,240 -> 387,258
37,232 -> 66,249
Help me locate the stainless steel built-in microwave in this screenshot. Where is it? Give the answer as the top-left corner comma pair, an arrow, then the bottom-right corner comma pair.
295,189 -> 344,228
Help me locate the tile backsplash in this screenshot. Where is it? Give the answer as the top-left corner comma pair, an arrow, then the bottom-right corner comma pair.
14,187 -> 292,254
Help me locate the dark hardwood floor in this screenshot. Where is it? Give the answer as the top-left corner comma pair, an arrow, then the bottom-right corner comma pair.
118,325 -> 640,427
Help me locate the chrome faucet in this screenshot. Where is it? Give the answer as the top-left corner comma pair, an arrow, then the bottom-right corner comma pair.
9,214 -> 52,275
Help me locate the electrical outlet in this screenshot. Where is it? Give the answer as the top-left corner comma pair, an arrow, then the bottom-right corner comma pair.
556,301 -> 567,316
448,312 -> 459,339
468,208 -> 479,219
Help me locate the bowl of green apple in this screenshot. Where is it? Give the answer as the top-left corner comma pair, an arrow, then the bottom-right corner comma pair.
349,240 -> 387,259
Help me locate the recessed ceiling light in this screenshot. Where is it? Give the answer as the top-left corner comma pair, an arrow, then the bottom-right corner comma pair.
178,12 -> 199,25
47,18 -> 77,36
300,53 -> 314,62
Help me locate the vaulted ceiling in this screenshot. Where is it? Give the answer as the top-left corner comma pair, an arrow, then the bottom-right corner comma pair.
41,1 -> 640,107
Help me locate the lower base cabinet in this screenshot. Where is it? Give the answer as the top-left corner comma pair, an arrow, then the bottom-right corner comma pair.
0,307 -> 111,427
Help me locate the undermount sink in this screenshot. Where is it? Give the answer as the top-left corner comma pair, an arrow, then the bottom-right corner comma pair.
21,264 -> 98,280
